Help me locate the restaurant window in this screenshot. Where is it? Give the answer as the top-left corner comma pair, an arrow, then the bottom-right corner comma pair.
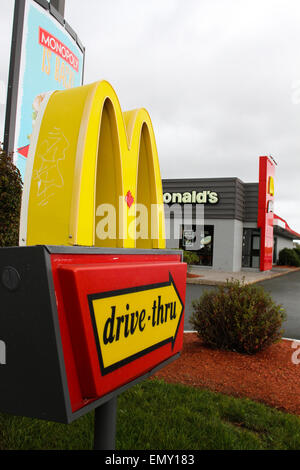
180,225 -> 214,266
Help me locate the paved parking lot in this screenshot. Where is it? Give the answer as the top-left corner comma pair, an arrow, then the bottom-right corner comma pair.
184,270 -> 300,339
257,270 -> 300,340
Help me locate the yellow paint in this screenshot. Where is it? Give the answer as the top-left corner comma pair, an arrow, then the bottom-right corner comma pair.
90,277 -> 183,372
41,47 -> 51,76
54,57 -> 75,89
23,81 -> 166,248
268,176 -> 274,196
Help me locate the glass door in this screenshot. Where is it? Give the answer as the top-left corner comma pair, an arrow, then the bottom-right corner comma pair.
251,233 -> 260,268
242,228 -> 261,268
273,237 -> 277,264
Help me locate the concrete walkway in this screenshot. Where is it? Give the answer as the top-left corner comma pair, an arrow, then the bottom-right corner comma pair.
186,265 -> 300,286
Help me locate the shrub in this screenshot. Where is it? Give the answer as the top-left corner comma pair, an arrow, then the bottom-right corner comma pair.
0,147 -> 23,247
278,248 -> 300,267
190,279 -> 286,354
293,246 -> 300,259
183,250 -> 199,265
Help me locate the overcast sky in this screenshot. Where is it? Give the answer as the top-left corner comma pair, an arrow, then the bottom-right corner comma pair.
1,0 -> 300,234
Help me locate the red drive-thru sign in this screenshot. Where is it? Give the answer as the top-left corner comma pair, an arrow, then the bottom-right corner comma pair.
0,246 -> 186,423
257,156 -> 275,271
52,251 -> 186,414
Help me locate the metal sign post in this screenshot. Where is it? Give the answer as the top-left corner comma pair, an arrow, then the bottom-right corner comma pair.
94,398 -> 118,450
4,0 -> 25,155
50,0 -> 65,16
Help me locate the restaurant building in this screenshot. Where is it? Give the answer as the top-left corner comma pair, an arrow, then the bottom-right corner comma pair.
162,156 -> 300,272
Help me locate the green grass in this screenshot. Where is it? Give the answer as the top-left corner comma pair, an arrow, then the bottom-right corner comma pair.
1,379 -> 300,450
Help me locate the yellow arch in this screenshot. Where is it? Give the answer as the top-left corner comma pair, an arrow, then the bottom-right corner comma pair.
20,80 -> 166,249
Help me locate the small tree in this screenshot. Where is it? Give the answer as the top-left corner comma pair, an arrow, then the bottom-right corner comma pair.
0,147 -> 23,246
190,279 -> 286,354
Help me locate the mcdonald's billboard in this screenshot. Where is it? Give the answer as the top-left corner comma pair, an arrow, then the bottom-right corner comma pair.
0,81 -> 187,423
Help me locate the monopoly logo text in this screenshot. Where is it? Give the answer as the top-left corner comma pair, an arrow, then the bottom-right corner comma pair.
39,27 -> 79,72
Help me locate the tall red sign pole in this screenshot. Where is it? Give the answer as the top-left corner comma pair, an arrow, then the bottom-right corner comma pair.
257,156 -> 276,271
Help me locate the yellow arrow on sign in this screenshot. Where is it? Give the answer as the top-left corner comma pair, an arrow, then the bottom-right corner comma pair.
88,274 -> 184,375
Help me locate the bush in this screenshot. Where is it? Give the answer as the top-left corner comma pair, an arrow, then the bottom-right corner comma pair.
278,248 -> 300,267
0,147 -> 23,246
183,250 -> 199,265
293,246 -> 300,259
190,279 -> 286,355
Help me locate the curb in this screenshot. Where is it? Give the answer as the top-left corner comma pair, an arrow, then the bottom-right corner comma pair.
183,331 -> 300,343
186,267 -> 300,286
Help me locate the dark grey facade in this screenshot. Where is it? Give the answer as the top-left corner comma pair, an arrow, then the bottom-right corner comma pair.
244,183 -> 259,222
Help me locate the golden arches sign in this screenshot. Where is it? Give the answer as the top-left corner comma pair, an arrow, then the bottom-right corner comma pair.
20,80 -> 166,249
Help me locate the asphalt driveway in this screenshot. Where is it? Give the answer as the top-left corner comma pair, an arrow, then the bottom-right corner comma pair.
184,270 -> 300,340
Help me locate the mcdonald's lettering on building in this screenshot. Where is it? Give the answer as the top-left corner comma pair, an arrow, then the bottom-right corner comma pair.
0,81 -> 187,424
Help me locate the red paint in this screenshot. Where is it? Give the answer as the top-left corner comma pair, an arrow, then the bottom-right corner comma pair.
257,156 -> 275,271
125,190 -> 134,208
39,27 -> 79,72
50,253 -> 186,412
17,145 -> 29,158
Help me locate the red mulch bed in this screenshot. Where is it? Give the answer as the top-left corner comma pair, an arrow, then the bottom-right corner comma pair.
153,333 -> 300,415
187,273 -> 202,278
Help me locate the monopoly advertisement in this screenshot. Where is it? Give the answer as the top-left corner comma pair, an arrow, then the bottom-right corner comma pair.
14,0 -> 84,181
